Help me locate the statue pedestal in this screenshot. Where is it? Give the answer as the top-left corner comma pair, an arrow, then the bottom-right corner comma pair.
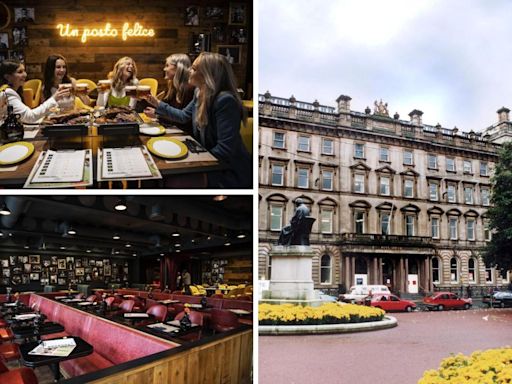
261,245 -> 323,306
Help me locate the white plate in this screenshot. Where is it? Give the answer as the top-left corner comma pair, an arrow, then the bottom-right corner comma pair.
0,142 -> 34,165
153,140 -> 182,156
147,137 -> 187,159
139,124 -> 165,136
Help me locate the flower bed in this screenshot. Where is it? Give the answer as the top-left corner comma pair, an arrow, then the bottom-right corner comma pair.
258,302 -> 385,325
418,347 -> 512,384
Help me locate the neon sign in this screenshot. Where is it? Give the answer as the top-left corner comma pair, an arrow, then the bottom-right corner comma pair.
56,22 -> 155,43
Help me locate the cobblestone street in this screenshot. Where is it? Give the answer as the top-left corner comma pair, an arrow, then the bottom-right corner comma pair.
259,308 -> 512,384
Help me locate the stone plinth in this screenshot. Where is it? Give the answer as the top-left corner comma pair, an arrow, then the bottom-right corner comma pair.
261,245 -> 322,306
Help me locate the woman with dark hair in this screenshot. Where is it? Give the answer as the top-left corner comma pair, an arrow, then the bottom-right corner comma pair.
42,54 -> 90,110
0,59 -> 69,123
143,52 -> 251,188
144,53 -> 195,133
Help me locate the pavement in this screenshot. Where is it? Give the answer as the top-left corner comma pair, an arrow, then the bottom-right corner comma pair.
259,307 -> 512,384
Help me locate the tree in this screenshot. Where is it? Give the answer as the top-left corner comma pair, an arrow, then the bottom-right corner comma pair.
484,141 -> 512,271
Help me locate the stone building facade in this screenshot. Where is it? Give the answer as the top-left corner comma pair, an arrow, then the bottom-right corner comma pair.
258,92 -> 511,296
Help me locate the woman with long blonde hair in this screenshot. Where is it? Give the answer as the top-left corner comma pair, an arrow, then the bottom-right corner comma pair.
143,52 -> 251,188
145,53 -> 195,133
97,56 -> 139,108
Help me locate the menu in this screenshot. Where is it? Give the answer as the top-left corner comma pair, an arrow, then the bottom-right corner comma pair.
101,147 -> 152,179
29,338 -> 76,357
124,313 -> 149,318
31,150 -> 86,183
14,313 -> 38,320
147,322 -> 179,333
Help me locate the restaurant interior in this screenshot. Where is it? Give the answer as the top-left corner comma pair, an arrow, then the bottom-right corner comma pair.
0,195 -> 253,383
0,0 -> 253,188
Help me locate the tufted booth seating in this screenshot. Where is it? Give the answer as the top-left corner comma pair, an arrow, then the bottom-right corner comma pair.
174,311 -> 204,341
0,340 -> 20,362
86,295 -> 98,303
29,294 -> 176,378
146,304 -> 168,322
210,309 -> 240,333
118,300 -> 135,313
0,360 -> 38,384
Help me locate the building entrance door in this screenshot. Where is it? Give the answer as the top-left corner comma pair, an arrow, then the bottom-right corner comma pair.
382,257 -> 394,291
408,259 -> 419,294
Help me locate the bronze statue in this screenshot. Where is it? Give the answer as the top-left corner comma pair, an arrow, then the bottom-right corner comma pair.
278,198 -> 315,245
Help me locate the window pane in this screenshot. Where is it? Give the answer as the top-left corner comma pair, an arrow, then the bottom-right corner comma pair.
464,187 -> 473,204
354,143 -> 364,158
404,150 -> 413,165
273,132 -> 285,148
297,168 -> 308,188
428,155 -> 437,169
322,171 -> 333,190
298,136 -> 310,151
468,258 -> 475,282
480,162 -> 488,176
481,188 -> 489,205
380,147 -> 389,162
354,174 -> 364,193
467,219 -> 475,240
431,217 -> 439,238
322,139 -> 333,155
271,165 -> 284,185
381,213 -> 390,235
321,210 -> 333,233
355,212 -> 365,234
450,258 -> 458,282
432,257 -> 440,283
464,160 -> 472,173
446,158 -> 455,172
270,206 -> 283,231
429,183 -> 438,200
447,185 -> 456,203
320,255 -> 331,283
380,177 -> 390,195
404,179 -> 413,197
450,218 -> 458,239
406,216 -> 414,236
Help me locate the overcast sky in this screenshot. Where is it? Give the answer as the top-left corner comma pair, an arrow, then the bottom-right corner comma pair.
259,0 -> 512,132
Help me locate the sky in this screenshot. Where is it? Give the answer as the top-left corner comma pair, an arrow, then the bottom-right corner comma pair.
259,0 -> 512,132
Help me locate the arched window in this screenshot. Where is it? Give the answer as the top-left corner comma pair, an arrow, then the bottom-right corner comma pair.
320,255 -> 332,284
450,257 -> 458,283
432,257 -> 440,283
468,258 -> 476,283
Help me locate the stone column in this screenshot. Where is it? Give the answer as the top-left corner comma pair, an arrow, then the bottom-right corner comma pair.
351,257 -> 356,287
404,257 -> 409,293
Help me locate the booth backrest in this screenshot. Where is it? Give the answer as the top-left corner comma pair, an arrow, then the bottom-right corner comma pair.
29,294 -> 176,365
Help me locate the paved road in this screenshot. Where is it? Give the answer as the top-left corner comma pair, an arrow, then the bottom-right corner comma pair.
259,308 -> 512,384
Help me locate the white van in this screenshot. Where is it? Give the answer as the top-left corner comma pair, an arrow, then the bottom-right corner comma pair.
339,285 -> 391,304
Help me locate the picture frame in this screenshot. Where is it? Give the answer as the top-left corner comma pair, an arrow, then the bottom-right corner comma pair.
14,7 -> 34,23
217,45 -> 241,64
23,263 -> 31,273
40,278 -> 49,285
50,275 -> 57,284
0,32 -> 8,49
29,255 -> 40,264
8,49 -> 24,62
9,256 -> 16,265
12,26 -> 27,47
205,6 -> 224,20
57,259 -> 66,270
30,273 -> 39,281
230,28 -> 247,44
1,259 -> 8,268
104,265 -> 111,276
43,259 -> 51,267
76,267 -> 85,276
57,278 -> 66,286
185,6 -> 200,26
2,269 -> 10,277
228,3 -> 246,25
31,264 -> 41,272
20,255 -> 28,263
11,275 -> 21,285
191,32 -> 211,54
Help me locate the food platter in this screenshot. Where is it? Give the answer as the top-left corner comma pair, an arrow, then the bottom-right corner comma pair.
147,137 -> 188,159
0,141 -> 35,165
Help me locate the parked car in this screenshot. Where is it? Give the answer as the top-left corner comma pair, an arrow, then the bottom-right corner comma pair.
423,292 -> 472,311
483,291 -> 512,308
339,285 -> 391,304
369,293 -> 416,312
317,290 -> 338,302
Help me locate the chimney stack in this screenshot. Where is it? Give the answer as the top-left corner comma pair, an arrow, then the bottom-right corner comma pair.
408,109 -> 423,126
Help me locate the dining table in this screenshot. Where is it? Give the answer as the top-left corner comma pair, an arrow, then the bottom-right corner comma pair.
0,113 -> 221,188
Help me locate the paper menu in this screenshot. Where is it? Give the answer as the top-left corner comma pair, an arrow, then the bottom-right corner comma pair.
29,338 -> 77,357
101,147 -> 152,179
31,150 -> 85,183
124,313 -> 149,318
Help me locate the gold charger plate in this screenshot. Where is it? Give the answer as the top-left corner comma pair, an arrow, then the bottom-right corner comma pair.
0,141 -> 35,165
147,137 -> 188,159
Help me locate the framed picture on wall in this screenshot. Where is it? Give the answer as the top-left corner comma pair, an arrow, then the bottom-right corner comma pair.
23,263 -> 31,273
29,255 -> 40,264
9,256 -> 16,265
22,274 -> 29,284
185,6 -> 200,26
2,269 -> 10,277
229,3 -> 246,25
14,7 -> 34,23
230,28 -> 247,44
31,264 -> 41,272
43,259 -> 50,267
8,49 -> 24,62
50,275 -> 57,284
30,273 -> 39,281
40,278 -> 48,285
217,45 -> 241,64
76,267 -> 84,276
57,259 -> 66,270
104,265 -> 111,276
20,255 -> 28,263
205,7 -> 224,20
51,256 -> 58,265
0,32 -> 8,49
57,278 -> 66,285
12,26 -> 27,47
1,259 -> 8,268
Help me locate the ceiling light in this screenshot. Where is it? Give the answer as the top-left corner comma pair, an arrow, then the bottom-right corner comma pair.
67,226 -> 76,235
237,232 -> 246,239
160,253 -> 164,256
114,198 -> 127,211
132,253 -> 137,257
86,249 -> 92,253
125,243 -> 131,248
213,195 -> 227,202
0,232 -> 3,237
112,234 -> 120,240
175,243 -> 181,247
60,246 -> 66,250
224,241 -> 231,246
171,231 -> 180,237
115,250 -> 120,254
191,239 -> 195,243
0,203 -> 11,216
176,249 -> 181,253
24,245 -> 29,249
207,236 -> 211,240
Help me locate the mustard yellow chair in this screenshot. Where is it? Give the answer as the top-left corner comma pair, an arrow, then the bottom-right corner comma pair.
23,79 -> 42,108
189,286 -> 201,296
76,79 -> 98,105
240,116 -> 252,155
196,285 -> 207,295
139,78 -> 158,97
74,96 -> 93,111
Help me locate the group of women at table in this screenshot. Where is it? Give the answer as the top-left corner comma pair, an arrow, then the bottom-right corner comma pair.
0,52 -> 251,188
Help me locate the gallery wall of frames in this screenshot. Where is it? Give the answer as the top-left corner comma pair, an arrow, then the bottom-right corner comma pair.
0,253 -> 130,291
0,0 -> 253,95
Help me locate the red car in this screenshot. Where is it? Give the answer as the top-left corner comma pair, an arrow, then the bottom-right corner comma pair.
369,293 -> 416,312
423,292 -> 472,311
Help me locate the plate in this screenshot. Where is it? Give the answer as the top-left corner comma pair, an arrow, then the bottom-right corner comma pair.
0,141 -> 35,165
139,124 -> 165,136
147,137 -> 188,159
